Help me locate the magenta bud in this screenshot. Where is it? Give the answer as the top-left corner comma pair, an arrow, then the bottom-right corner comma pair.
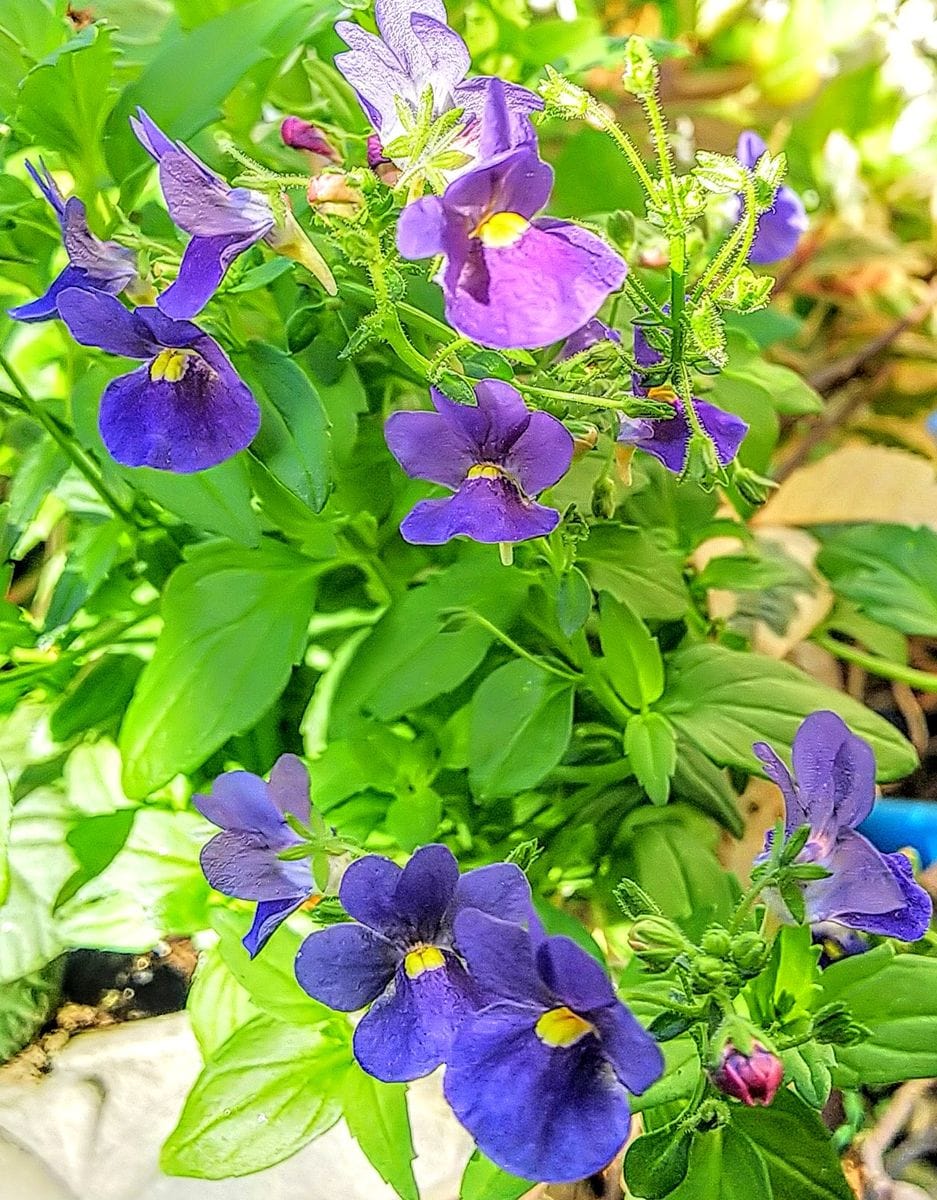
711,1042 -> 783,1107
366,134 -> 387,169
280,117 -> 338,161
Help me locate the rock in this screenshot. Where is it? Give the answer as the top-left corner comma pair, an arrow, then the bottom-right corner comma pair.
0,1012 -> 472,1200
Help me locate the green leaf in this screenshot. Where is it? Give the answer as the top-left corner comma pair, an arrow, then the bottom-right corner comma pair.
122,455 -> 261,546
386,785 -> 442,851
625,712 -> 677,805
579,525 -> 688,620
817,524 -> 937,636
0,960 -> 63,1062
665,1125 -> 771,1200
782,1042 -> 835,1108
343,1065 -> 418,1200
732,1088 -> 853,1199
187,943 -> 261,1059
744,925 -> 821,1034
722,331 -> 822,417
555,566 -> 592,637
659,643 -> 917,781
54,809 -> 136,911
51,653 -> 145,742
0,763 -> 10,906
241,343 -> 331,512
670,737 -> 742,836
460,1150 -> 534,1200
819,945 -> 937,1086
43,520 -> 126,631
598,593 -> 664,709
332,555 -> 529,728
160,1014 -> 350,1179
468,660 -> 575,800
625,1116 -> 692,1198
119,539 -> 319,796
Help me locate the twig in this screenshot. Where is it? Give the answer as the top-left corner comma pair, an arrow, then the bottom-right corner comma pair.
858,1079 -> 933,1200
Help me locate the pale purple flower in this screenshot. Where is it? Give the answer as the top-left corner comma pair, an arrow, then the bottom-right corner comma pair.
56,288 -> 259,473
737,131 -> 807,265
754,711 -> 932,940
396,82 -> 626,349
9,161 -> 139,323
384,379 -> 573,544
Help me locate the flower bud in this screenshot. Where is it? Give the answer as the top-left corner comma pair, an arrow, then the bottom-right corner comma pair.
711,1043 -> 783,1107
730,931 -> 769,975
280,116 -> 339,161
591,473 -> 616,520
306,172 -> 364,215
691,954 -> 730,987
367,135 -> 402,186
700,926 -> 731,958
627,915 -> 688,969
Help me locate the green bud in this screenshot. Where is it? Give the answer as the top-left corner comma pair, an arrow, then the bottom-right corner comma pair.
732,464 -> 779,506
538,65 -> 590,118
606,209 -> 636,254
621,36 -> 658,97
627,915 -> 689,968
730,931 -> 769,974
811,1002 -> 870,1047
692,954 -> 729,987
681,432 -> 726,490
701,926 -> 732,958
591,473 -> 616,519
614,878 -> 663,919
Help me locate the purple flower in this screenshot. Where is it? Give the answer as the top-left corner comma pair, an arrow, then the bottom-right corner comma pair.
384,379 -> 573,545
443,910 -> 663,1182
737,131 -> 807,265
335,0 -> 540,163
812,920 -> 868,967
711,1042 -> 783,1107
9,161 -> 141,323
131,109 -> 276,319
294,844 -> 531,1082
754,711 -> 932,940
56,288 -> 260,473
396,81 -> 626,349
194,755 -> 316,957
619,320 -> 748,473
558,318 -> 621,360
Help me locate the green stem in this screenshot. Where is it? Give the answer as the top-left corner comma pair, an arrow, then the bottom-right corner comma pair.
691,173 -> 758,304
642,89 -> 677,211
366,259 -> 433,378
585,100 -> 658,197
815,635 -> 937,693
458,610 -> 580,681
0,353 -> 136,524
549,761 -> 632,785
625,989 -> 704,1018
624,273 -> 668,322
669,235 -> 686,374
676,364 -> 708,442
520,383 -> 637,412
728,875 -> 770,935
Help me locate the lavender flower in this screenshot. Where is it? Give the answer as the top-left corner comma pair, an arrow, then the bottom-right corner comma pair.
335,0 -> 540,164
443,910 -> 663,1182
294,844 -> 531,1082
711,1042 -> 783,1107
737,131 -> 807,265
384,379 -> 573,545
9,161 -> 142,323
396,81 -> 626,349
56,288 -> 259,473
194,756 -> 316,957
754,711 -> 932,940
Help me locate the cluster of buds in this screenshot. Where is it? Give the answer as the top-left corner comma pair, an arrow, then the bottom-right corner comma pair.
627,917 -> 769,991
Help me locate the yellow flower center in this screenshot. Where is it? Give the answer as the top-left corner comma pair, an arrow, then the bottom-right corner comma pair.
472,211 -> 530,248
466,463 -> 505,481
403,945 -> 446,979
535,1006 -> 595,1048
150,348 -> 193,383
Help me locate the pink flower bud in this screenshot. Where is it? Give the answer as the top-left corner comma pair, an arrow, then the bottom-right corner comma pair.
711,1042 -> 783,1107
306,173 -> 363,216
280,117 -> 339,161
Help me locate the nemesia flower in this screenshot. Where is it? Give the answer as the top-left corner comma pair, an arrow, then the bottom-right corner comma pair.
384,379 -> 573,545
294,844 -> 531,1082
131,109 -> 336,317
9,161 -> 142,323
619,319 -> 748,473
754,711 -> 932,940
280,116 -> 339,161
558,318 -> 621,360
335,0 -> 540,163
737,131 -> 808,265
194,756 -> 316,957
443,910 -> 663,1182
711,1042 -> 783,1107
56,288 -> 260,473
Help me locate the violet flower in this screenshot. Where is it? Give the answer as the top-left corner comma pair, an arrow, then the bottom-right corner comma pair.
618,320 -> 748,473
9,161 -> 141,323
384,379 -> 573,545
754,711 -> 932,940
737,131 -> 807,265
558,318 -> 621,360
711,1042 -> 783,1107
443,910 -> 663,1183
396,81 -> 627,349
335,0 -> 540,163
56,288 -> 259,473
194,755 -> 316,957
294,844 -> 531,1082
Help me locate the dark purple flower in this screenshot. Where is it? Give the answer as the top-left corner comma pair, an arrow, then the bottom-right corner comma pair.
384,379 -> 573,545
737,131 -> 807,265
9,161 -> 141,323
443,910 -> 663,1182
396,81 -> 626,349
335,0 -> 540,164
558,318 -> 622,360
812,920 -> 868,967
131,109 -> 276,319
56,288 -> 260,473
280,116 -> 339,161
294,844 -> 531,1082
194,755 -> 315,957
754,711 -> 932,940
621,320 -> 748,473
711,1042 -> 783,1107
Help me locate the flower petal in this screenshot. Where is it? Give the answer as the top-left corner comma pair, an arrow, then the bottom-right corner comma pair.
56,288 -> 155,358
266,754 -> 311,825
192,769 -> 279,834
591,1003 -> 664,1095
502,409 -> 573,495
453,908 -> 551,1007
559,318 -> 620,360
451,862 -> 532,925
750,187 -> 806,265
396,196 -> 450,260
444,1003 -> 633,1182
393,843 -> 460,939
339,854 -> 404,934
8,266 -> 98,324
832,848 -> 932,941
535,936 -> 616,1013
353,955 -> 474,1081
157,231 -> 262,319
243,896 -> 307,958
804,828 -> 907,925
384,406 -> 475,488
792,710 -> 876,832
295,923 -> 398,1010
696,398 -> 749,465
60,198 -> 137,287
199,829 -> 310,901
400,478 -> 560,545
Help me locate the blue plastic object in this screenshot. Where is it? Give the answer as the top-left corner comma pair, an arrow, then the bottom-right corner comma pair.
859,798 -> 937,869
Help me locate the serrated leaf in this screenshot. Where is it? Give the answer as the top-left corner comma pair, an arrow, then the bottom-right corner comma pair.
460,1150 -> 533,1200
343,1065 -> 418,1200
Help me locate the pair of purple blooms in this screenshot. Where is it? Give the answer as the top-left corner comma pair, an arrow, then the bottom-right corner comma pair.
193,760 -> 663,1182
